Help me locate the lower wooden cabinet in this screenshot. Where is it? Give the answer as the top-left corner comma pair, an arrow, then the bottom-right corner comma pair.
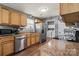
35,36 -> 40,43
26,33 -> 40,47
2,40 -> 14,56
0,36 -> 14,56
0,43 -> 2,56
27,37 -> 31,47
35,33 -> 40,43
31,37 -> 36,45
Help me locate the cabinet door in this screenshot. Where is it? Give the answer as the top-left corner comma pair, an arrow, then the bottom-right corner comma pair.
35,33 -> 40,43
10,11 -> 20,25
0,44 -> 2,56
2,8 -> 9,24
2,40 -> 14,56
0,39 -> 2,56
27,37 -> 31,47
0,7 -> 1,24
35,36 -> 40,43
20,14 -> 27,26
31,36 -> 36,45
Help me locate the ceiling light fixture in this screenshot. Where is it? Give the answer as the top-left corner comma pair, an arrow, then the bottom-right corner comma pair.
40,8 -> 48,12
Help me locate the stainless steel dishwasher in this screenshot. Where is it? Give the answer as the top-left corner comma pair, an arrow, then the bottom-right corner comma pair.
14,35 -> 26,53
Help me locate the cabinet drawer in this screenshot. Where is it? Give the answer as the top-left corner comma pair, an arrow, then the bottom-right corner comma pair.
2,36 -> 14,42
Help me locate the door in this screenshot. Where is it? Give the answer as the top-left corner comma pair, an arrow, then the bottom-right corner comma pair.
2,8 -> 10,24
20,14 -> 27,26
10,11 -> 20,25
2,40 -> 14,56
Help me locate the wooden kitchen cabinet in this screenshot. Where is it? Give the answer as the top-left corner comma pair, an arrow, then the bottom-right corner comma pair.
0,39 -> 2,56
2,8 -> 10,24
0,6 -> 1,24
0,44 -> 2,56
62,12 -> 79,25
26,33 -> 40,47
35,33 -> 40,43
10,11 -> 20,26
60,3 -> 79,15
35,36 -> 40,43
0,5 -> 27,27
27,37 -> 31,47
20,14 -> 27,26
0,36 -> 14,56
31,36 -> 36,45
2,40 -> 14,56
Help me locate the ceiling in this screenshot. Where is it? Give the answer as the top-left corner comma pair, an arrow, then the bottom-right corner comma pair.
2,3 -> 60,18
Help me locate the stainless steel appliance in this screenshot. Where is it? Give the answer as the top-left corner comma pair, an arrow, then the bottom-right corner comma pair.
0,28 -> 18,35
75,31 -> 79,42
40,23 -> 46,43
14,35 -> 26,53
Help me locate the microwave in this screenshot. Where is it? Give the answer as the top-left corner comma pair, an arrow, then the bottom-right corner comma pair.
0,29 -> 19,35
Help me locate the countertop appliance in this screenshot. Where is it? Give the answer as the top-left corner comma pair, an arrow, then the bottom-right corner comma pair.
14,35 -> 26,53
0,28 -> 18,35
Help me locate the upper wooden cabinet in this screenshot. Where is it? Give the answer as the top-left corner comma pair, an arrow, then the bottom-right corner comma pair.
60,3 -> 79,15
10,11 -> 20,26
0,7 -> 1,24
20,14 -> 27,26
0,7 -> 10,24
0,5 -> 27,26
62,12 -> 79,26
2,8 -> 10,24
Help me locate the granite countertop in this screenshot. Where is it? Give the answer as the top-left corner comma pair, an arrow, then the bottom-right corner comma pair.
40,39 -> 79,56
